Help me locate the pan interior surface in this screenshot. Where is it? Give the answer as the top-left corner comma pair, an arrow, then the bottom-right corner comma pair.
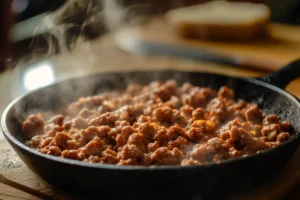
6,71 -> 299,144
3,70 -> 300,199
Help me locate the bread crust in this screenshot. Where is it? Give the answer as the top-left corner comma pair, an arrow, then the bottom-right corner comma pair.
165,4 -> 270,40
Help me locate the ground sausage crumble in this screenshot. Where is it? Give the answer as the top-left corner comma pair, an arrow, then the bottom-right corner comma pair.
23,80 -> 292,166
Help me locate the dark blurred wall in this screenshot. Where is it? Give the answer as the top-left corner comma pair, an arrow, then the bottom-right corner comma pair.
13,0 -> 65,22
121,0 -> 300,24
120,0 -> 267,11
0,0 -> 12,71
13,0 -> 300,24
270,0 -> 300,24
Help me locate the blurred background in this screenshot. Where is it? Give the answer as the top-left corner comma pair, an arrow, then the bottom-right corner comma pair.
8,0 -> 300,24
1,0 -> 300,71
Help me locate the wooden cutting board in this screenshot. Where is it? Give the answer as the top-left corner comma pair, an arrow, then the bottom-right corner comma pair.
115,17 -> 300,71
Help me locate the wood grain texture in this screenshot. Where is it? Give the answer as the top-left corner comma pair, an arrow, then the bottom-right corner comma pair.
0,182 -> 41,200
0,141 -> 86,200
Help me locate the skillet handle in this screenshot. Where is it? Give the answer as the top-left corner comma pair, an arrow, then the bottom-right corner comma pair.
258,59 -> 300,89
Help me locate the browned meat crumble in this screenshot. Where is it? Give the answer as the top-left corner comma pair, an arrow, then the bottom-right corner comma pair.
23,80 -> 292,166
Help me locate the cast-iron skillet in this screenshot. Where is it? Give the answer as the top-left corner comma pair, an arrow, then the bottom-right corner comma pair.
2,60 -> 300,200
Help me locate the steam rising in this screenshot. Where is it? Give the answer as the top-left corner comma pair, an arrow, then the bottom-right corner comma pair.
11,0 -> 299,133
12,0 -> 153,122
44,0 -> 151,54
48,0 -> 125,53
12,0 -> 150,68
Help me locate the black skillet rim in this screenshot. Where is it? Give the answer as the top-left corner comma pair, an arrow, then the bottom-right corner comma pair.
2,70 -> 300,171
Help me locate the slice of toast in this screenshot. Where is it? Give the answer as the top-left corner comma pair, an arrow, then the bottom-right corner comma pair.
165,1 -> 271,40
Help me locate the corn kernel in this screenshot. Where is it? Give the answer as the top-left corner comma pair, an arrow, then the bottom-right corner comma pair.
195,120 -> 206,126
103,101 -> 115,109
206,120 -> 216,132
78,97 -> 86,103
150,122 -> 159,129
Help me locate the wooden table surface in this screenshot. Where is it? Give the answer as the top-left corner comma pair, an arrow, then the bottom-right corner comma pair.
1,22 -> 300,199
